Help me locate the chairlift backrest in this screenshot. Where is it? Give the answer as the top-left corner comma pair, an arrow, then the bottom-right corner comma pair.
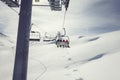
48,0 -> 62,11
43,32 -> 56,42
29,31 -> 41,41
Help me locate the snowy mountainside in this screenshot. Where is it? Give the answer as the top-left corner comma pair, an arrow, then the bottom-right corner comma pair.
28,30 -> 120,80
0,32 -> 15,80
0,0 -> 120,80
0,1 -> 18,38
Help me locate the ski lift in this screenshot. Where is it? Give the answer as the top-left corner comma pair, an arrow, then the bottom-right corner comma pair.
29,31 -> 41,41
48,0 -> 62,11
43,32 -> 56,42
56,36 -> 70,48
55,28 -> 70,48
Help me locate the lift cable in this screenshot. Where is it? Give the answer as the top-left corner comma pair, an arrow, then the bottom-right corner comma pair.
62,0 -> 70,32
62,10 -> 67,28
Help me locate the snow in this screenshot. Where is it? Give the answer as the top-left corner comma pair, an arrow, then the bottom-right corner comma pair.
0,0 -> 120,80
0,1 -> 18,38
79,51 -> 120,80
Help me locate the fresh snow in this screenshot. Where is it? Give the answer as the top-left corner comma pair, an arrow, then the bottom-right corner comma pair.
0,0 -> 120,80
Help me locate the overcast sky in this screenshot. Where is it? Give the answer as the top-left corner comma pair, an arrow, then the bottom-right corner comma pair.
0,0 -> 120,36
65,0 -> 120,35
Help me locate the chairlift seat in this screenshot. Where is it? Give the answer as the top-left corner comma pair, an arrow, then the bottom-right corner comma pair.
56,36 -> 70,48
49,0 -> 62,11
29,31 -> 41,41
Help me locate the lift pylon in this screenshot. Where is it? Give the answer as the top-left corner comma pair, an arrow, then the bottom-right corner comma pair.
12,0 -> 32,80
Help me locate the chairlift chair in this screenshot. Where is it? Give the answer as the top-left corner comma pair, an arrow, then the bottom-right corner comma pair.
48,0 -> 62,11
43,32 -> 56,42
29,31 -> 41,41
43,36 -> 55,42
56,35 -> 70,48
55,28 -> 70,48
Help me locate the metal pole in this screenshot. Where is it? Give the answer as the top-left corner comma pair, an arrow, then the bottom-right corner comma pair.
12,0 -> 32,80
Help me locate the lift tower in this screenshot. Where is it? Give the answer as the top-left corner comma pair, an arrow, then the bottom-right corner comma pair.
12,0 -> 32,80
12,0 -> 70,80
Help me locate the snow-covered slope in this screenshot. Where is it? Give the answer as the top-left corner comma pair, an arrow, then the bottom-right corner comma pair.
0,33 -> 14,47
28,30 -> 120,80
0,0 -> 120,80
0,1 -> 18,38
0,32 -> 15,80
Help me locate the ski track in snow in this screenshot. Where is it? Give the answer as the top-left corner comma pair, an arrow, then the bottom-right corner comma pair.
29,58 -> 47,80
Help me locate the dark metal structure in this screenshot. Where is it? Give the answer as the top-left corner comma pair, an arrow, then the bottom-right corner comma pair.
0,0 -> 70,10
12,0 -> 32,80
48,0 -> 62,11
48,0 -> 70,11
1,0 -> 19,7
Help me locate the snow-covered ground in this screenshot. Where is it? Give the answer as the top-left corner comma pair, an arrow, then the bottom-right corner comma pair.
0,0 -> 120,80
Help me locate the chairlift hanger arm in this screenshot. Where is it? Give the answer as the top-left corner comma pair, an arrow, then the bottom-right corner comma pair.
65,0 -> 70,11
61,28 -> 66,36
